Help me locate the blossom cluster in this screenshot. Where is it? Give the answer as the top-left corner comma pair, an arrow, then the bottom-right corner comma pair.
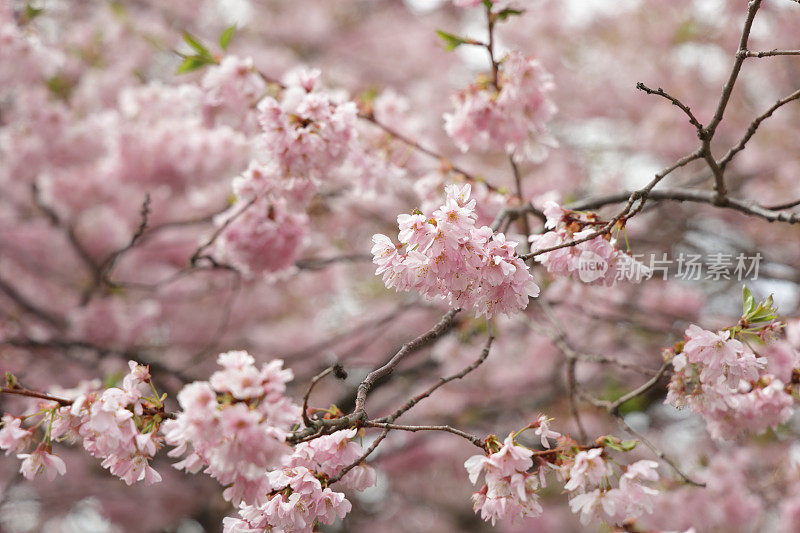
214,196 -> 310,277
162,350 -> 300,506
225,429 -> 376,532
564,450 -> 660,526
464,428 -> 555,525
666,323 -> 797,440
257,68 -> 358,178
444,51 -> 557,162
371,184 -> 540,317
223,466 -> 351,533
528,201 -> 648,285
0,362 -> 163,485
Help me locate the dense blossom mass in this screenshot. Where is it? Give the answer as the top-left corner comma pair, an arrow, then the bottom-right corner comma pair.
445,51 -> 558,162
372,184 -> 540,317
3,0 -> 800,531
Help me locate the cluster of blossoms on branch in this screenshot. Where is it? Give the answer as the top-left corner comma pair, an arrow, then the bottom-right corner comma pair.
445,50 -> 557,163
2,351 -> 378,532
529,201 -> 648,285
564,448 -> 660,526
372,184 -> 540,318
0,361 -> 163,485
163,350 -> 301,505
211,65 -> 405,277
666,291 -> 799,440
464,417 -> 662,528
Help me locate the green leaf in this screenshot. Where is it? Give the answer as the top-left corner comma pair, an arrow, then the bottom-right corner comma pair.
177,55 -> 212,74
24,4 -> 45,20
182,32 -> 211,58
495,8 -> 524,21
436,30 -> 471,51
219,25 -> 236,51
45,75 -> 74,101
619,439 -> 638,451
742,285 -> 755,316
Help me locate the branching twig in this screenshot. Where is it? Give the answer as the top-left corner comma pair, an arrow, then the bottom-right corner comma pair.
364,421 -> 485,448
353,309 -> 460,415
719,87 -> 800,169
382,326 -> 495,423
636,82 -> 703,131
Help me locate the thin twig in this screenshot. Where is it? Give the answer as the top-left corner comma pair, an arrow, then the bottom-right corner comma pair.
636,82 -> 703,131
327,428 -> 390,484
719,87 -> 800,169
614,413 -> 705,487
382,325 -> 495,423
742,49 -> 800,58
353,309 -> 460,415
364,421 -> 485,448
302,366 -> 335,427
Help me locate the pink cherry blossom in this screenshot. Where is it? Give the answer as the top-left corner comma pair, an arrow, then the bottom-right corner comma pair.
372,184 -> 539,318
18,445 -> 67,481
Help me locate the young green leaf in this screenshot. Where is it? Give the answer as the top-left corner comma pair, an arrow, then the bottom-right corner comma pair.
742,285 -> 755,316
436,30 -> 471,51
182,32 -> 211,58
177,55 -> 212,74
219,25 -> 236,51
495,8 -> 524,21
24,4 -> 45,21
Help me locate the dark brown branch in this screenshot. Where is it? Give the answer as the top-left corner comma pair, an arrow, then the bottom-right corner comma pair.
382,329 -> 494,424
565,187 -> 800,224
353,309 -> 460,415
0,387 -> 72,406
364,421 -> 485,448
701,0 -> 762,202
520,151 -> 703,259
719,87 -> 800,169
636,82 -> 703,131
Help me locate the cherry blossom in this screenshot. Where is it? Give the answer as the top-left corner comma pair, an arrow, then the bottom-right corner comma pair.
372,184 -> 539,317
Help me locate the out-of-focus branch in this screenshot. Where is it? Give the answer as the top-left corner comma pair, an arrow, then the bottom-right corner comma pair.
295,254 -> 372,271
536,300 -> 588,443
0,276 -> 66,329
587,361 -> 669,414
614,413 -> 705,487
